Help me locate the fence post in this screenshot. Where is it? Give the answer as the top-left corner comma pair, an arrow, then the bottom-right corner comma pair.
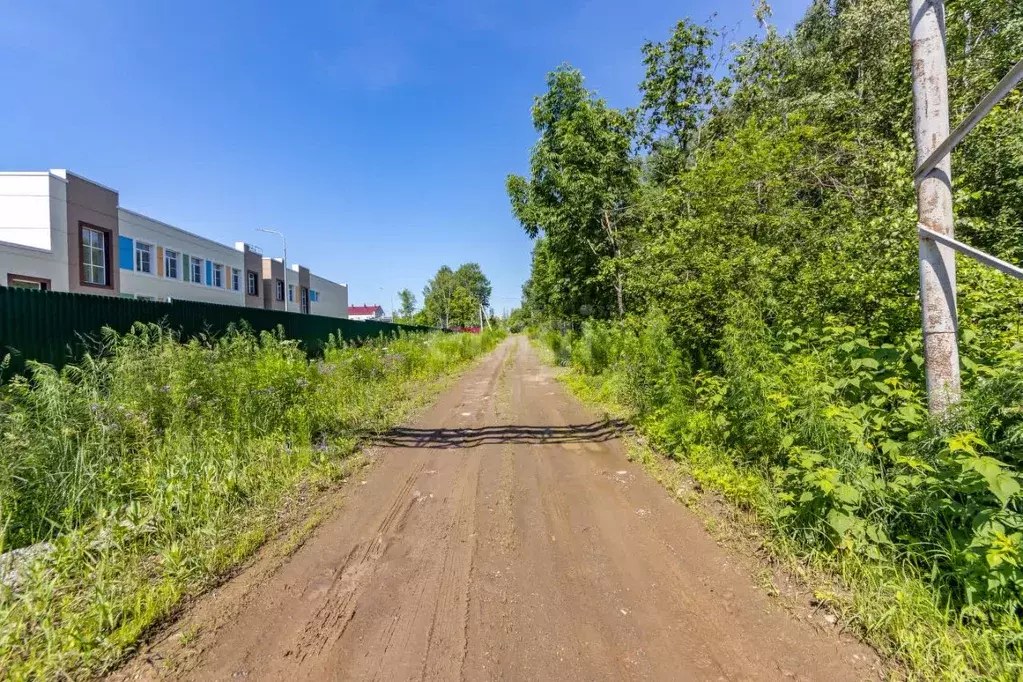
909,0 -> 961,416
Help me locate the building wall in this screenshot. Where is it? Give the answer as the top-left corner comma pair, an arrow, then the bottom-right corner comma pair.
66,173 -> 120,296
118,209 -> 245,305
0,242 -> 67,290
309,273 -> 348,319
0,172 -> 57,250
290,264 -> 311,313
234,242 -> 265,308
0,172 -> 71,290
262,258 -> 286,311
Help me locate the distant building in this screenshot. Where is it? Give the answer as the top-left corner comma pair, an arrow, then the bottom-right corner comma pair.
0,168 -> 349,318
348,304 -> 384,321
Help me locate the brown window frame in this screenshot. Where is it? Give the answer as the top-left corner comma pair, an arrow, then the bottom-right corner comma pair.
6,274 -> 51,291
79,221 -> 113,289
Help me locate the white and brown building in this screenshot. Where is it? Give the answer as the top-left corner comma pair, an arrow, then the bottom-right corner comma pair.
0,170 -> 119,294
0,168 -> 349,318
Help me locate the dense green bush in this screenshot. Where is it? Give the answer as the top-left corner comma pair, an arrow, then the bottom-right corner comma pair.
0,324 -> 504,678
541,300 -> 1023,675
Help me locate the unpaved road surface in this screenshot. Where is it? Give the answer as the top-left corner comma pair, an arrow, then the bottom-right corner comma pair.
117,337 -> 880,681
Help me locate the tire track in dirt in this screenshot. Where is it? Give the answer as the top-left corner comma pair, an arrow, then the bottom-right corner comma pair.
295,461 -> 425,661
112,336 -> 881,681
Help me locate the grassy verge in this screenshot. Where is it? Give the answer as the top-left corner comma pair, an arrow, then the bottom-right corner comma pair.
0,324 -> 505,679
535,333 -> 1019,681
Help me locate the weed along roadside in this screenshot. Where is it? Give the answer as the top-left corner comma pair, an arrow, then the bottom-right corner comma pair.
533,317 -> 1023,679
0,323 -> 506,679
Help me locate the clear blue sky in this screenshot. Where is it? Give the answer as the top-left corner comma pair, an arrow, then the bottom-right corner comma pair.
1,0 -> 806,316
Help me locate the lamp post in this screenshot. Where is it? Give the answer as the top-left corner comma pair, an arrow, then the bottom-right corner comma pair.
379,287 -> 395,322
257,228 -> 287,313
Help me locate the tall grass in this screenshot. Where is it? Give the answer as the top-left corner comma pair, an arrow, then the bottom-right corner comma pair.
0,323 -> 504,679
538,309 -> 1023,680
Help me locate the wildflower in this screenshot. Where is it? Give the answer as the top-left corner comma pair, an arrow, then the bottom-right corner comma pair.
89,403 -> 100,413
296,378 -> 310,389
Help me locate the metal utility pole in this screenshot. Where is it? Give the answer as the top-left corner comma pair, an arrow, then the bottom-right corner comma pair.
257,228 -> 287,313
379,287 -> 395,322
909,0 -> 960,416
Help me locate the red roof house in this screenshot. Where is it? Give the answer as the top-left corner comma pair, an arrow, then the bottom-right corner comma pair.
348,304 -> 384,320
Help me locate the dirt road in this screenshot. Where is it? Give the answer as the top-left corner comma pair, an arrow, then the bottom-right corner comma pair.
118,336 -> 879,681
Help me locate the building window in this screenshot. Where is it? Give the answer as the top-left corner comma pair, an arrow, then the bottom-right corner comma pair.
288,284 -> 294,302
7,274 -> 50,291
80,224 -> 109,286
191,257 -> 203,284
135,242 -> 153,274
213,263 -> 224,288
247,271 -> 259,295
231,268 -> 240,291
301,287 -> 309,314
165,250 -> 179,279
275,279 -> 285,301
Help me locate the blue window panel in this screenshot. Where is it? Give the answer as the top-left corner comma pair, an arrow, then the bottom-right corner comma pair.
118,236 -> 134,269
205,260 -> 213,286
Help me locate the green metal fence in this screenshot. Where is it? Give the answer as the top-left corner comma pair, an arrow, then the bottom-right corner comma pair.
0,287 -> 437,375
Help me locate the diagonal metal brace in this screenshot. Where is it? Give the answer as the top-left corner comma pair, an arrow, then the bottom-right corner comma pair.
918,224 -> 1023,280
914,58 -> 1023,181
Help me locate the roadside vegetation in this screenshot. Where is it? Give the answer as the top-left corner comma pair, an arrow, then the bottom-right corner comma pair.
0,324 -> 504,679
509,0 -> 1022,678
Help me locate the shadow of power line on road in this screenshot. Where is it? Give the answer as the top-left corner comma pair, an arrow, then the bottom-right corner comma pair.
369,420 -> 628,450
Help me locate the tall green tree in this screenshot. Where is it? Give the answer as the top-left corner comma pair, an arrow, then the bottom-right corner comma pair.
511,0 -> 1023,357
638,18 -> 720,179
397,288 -> 416,321
423,266 -> 457,328
422,264 -> 494,328
507,66 -> 639,319
454,263 -> 492,311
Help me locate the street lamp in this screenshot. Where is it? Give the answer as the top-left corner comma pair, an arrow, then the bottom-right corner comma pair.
379,287 -> 395,322
256,228 -> 287,313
